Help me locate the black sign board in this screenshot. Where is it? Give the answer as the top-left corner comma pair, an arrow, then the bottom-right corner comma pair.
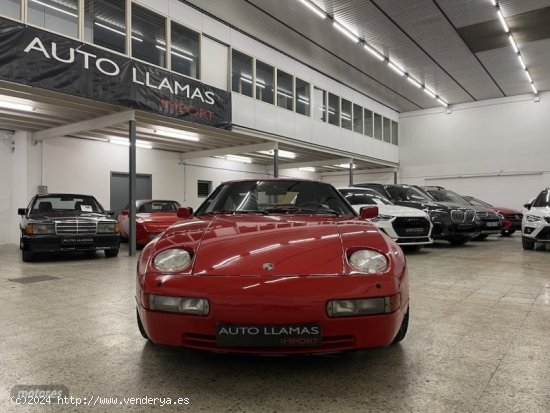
216,323 -> 323,347
0,17 -> 231,129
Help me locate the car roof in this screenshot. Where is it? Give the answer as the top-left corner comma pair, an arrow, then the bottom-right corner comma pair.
35,193 -> 95,198
222,178 -> 321,184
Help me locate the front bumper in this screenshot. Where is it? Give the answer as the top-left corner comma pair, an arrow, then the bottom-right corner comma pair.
20,234 -> 120,253
376,218 -> 433,246
479,219 -> 503,234
502,218 -> 522,232
136,273 -> 409,354
430,220 -> 478,240
523,224 -> 550,243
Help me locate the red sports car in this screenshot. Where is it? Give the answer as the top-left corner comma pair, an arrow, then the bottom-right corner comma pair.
118,200 -> 181,247
463,196 -> 523,236
136,179 -> 409,355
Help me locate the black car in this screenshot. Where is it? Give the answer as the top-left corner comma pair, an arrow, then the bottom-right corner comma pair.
18,193 -> 121,262
355,183 -> 479,245
422,187 -> 502,240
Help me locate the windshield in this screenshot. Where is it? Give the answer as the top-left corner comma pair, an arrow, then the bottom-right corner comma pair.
465,197 -> 492,207
196,180 -> 355,216
425,189 -> 469,205
30,195 -> 104,216
339,189 -> 393,206
385,185 -> 431,202
138,200 -> 180,213
533,189 -> 550,207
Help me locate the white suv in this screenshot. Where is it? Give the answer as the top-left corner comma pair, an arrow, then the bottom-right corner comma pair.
521,188 -> 550,250
338,186 -> 433,250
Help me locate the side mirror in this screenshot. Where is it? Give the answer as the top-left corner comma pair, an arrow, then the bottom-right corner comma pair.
176,207 -> 193,219
360,206 -> 379,220
105,210 -> 115,216
120,210 -> 129,216
18,208 -> 27,216
523,203 -> 532,210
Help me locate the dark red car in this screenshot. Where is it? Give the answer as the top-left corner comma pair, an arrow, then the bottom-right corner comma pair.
118,200 -> 181,247
135,179 -> 409,355
463,196 -> 523,236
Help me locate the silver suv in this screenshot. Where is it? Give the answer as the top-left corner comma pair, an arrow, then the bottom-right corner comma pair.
521,188 -> 550,250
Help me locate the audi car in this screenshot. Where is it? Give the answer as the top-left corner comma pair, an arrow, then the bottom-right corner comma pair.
136,179 -> 409,354
521,188 -> 550,250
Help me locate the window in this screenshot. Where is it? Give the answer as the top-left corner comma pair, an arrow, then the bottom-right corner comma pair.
277,70 -> 294,110
341,99 -> 352,130
364,109 -> 373,137
131,4 -> 166,67
313,87 -> 326,122
171,22 -> 200,79
231,50 -> 253,97
328,93 -> 339,126
373,113 -> 382,140
383,117 -> 391,143
256,60 -> 274,104
391,121 -> 399,145
295,78 -> 310,116
28,0 -> 78,38
353,104 -> 363,134
197,180 -> 212,198
84,0 -> 126,54
2,0 -> 21,19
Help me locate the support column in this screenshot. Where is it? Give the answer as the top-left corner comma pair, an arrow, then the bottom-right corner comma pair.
128,120 -> 137,256
273,148 -> 279,178
349,159 -> 354,186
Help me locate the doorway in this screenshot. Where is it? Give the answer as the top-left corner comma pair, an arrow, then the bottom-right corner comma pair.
110,172 -> 152,216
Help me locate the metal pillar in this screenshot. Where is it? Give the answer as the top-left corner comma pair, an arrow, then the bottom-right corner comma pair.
273,148 -> 279,178
128,120 -> 137,256
394,170 -> 398,184
349,159 -> 354,186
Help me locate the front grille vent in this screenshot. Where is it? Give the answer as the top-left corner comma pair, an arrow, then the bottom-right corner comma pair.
56,220 -> 97,235
451,209 -> 476,223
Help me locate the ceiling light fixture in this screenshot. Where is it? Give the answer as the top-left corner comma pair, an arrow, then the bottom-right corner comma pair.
334,163 -> 356,169
333,19 -> 360,43
215,154 -> 252,164
531,83 -> 538,94
297,0 -> 326,19
388,61 -> 405,76
298,167 -> 316,172
508,34 -> 518,53
257,149 -> 296,159
153,128 -> 199,142
423,88 -> 436,99
363,43 -> 385,61
525,70 -> 533,83
109,138 -> 152,149
517,55 -> 526,69
496,9 -> 509,32
30,0 -> 77,18
436,98 -> 448,107
0,100 -> 34,112
406,76 -> 422,88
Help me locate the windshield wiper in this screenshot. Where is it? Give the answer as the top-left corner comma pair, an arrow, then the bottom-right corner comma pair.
264,206 -> 339,216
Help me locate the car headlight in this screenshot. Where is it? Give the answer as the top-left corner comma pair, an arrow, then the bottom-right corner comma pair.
148,294 -> 209,315
526,215 -> 542,223
348,249 -> 388,274
327,294 -> 400,317
370,214 -> 393,222
27,224 -> 55,234
154,249 -> 192,272
498,213 -> 505,219
97,222 -> 120,233
428,210 -> 448,221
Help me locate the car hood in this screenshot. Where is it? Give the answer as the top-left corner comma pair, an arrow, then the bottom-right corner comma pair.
351,204 -> 428,217
491,206 -> 521,215
154,215 -> 389,276
526,206 -> 550,217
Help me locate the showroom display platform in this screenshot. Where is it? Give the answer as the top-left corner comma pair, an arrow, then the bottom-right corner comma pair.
1,238 -> 549,412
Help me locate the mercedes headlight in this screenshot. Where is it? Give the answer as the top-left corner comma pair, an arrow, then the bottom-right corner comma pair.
370,214 -> 393,222
526,215 -> 541,223
97,222 -> 119,233
154,249 -> 192,272
29,224 -> 55,234
348,250 -> 388,274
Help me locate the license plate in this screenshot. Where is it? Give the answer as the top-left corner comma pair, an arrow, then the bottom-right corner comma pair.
404,228 -> 425,234
61,238 -> 93,245
216,323 -> 322,347
486,222 -> 499,227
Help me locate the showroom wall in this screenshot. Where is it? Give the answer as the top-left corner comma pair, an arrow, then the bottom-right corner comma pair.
399,92 -> 550,209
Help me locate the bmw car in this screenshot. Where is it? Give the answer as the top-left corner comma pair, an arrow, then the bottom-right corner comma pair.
136,179 -> 409,354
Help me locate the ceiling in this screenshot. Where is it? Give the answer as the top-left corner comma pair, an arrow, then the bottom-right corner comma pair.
184,0 -> 550,112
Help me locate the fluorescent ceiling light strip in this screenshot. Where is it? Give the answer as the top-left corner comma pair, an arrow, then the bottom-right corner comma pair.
363,43 -> 385,61
436,98 -> 448,107
224,154 -> 252,163
334,163 -> 356,169
154,129 -> 199,142
171,50 -> 193,61
0,100 -> 34,112
298,98 -> 310,105
525,70 -> 533,83
531,83 -> 538,94
297,0 -> 326,19
388,61 -> 405,76
30,0 -> 77,18
508,34 -> 518,53
518,54 -> 526,69
95,22 -> 142,43
257,149 -> 296,159
298,167 -> 316,172
333,20 -> 359,43
110,139 -> 152,149
277,91 -> 293,99
497,10 -> 509,32
240,77 -> 253,84
423,88 -> 436,98
406,76 -> 422,88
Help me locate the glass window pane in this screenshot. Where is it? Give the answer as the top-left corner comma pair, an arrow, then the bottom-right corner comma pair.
328,93 -> 339,126
256,60 -> 274,104
374,113 -> 383,140
84,0 -> 126,54
277,70 -> 293,110
391,121 -> 399,145
231,50 -> 253,97
295,78 -> 310,116
352,104 -> 363,134
313,87 -> 326,122
132,4 -> 166,67
28,0 -> 78,38
364,109 -> 373,137
171,22 -> 200,79
2,0 -> 21,19
341,99 -> 352,130
383,117 -> 391,143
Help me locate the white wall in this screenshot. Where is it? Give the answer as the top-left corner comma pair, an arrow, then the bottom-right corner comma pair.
398,92 -> 550,209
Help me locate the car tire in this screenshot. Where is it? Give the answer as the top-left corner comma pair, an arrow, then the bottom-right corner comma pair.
21,250 -> 34,262
137,309 -> 150,340
392,308 -> 409,344
522,237 -> 535,250
473,234 -> 489,241
449,237 -> 468,246
105,248 -> 119,258
501,229 -> 515,237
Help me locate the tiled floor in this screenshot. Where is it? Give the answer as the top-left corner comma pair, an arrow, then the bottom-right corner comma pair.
1,236 -> 549,412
